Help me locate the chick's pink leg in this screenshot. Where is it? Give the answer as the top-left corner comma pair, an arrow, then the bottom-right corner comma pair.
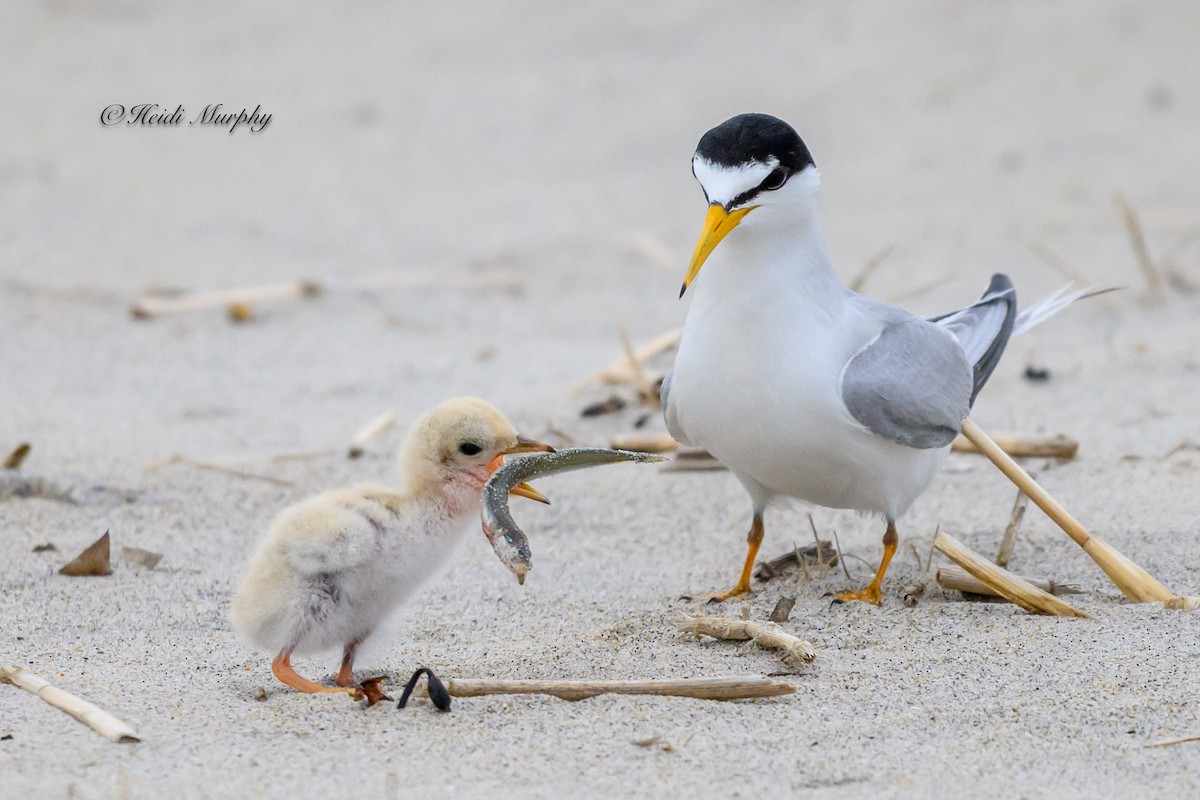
335,639 -> 392,707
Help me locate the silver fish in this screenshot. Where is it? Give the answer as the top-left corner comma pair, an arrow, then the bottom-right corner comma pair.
481,448 -> 666,584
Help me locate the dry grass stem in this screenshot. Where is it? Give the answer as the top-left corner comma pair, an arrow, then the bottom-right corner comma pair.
893,271 -> 957,302
1116,192 -> 1165,301
995,486 -> 1031,568
131,280 -> 322,319
1,665 -> 140,743
619,327 -> 658,405
1163,596 -> 1200,611
934,531 -> 1088,617
959,418 -> 1173,603
951,432 -> 1078,459
1029,241 -> 1090,286
347,410 -> 397,458
3,443 -> 31,470
580,328 -> 681,387
60,531 -> 112,577
1145,735 -> 1200,749
936,565 -> 1081,597
754,541 -> 838,582
443,676 -> 793,701
674,612 -> 816,667
662,448 -> 724,472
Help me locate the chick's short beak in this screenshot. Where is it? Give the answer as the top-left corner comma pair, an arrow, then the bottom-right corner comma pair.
503,435 -> 556,455
680,203 -> 755,297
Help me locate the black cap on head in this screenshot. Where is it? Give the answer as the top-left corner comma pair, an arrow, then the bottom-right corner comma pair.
695,113 -> 814,172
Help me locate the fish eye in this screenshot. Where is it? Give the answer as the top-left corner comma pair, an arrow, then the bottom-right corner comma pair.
761,168 -> 788,191
458,442 -> 483,456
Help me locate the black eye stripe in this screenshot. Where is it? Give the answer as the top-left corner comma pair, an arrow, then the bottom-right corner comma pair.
723,168 -> 789,211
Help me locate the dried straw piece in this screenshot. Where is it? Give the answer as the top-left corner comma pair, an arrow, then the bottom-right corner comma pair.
1145,735 -> 1200,749
754,541 -> 838,582
3,443 -> 30,470
148,455 -> 294,487
951,432 -> 1078,460
848,242 -> 894,293
1116,192 -> 1165,302
60,531 -> 112,577
936,565 -> 1081,598
581,328 -> 681,387
443,676 -> 792,702
1163,596 -> 1200,612
661,448 -> 724,472
674,613 -> 816,666
934,531 -> 1088,617
619,327 -> 659,405
0,666 -> 140,743
347,410 -> 397,458
610,433 -> 680,454
959,418 -> 1173,603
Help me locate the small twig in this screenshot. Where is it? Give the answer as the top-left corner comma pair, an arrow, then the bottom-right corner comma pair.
951,432 -> 1078,459
1145,734 -> 1200,749
674,612 -> 816,667
934,531 -> 1088,617
148,455 -> 294,487
347,410 -> 397,458
1116,192 -> 1165,302
131,280 -> 322,319
753,541 -> 837,582
1,665 -> 140,743
1163,596 -> 1200,611
995,485 -> 1031,569
3,443 -> 31,470
848,243 -> 895,293
445,675 -> 793,701
831,528 -> 853,581
1029,241 -> 1090,287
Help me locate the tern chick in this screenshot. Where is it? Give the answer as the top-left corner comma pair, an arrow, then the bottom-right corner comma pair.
231,397 -> 552,704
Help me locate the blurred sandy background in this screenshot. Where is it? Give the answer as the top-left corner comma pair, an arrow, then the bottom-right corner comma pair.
2,2 -> 1199,798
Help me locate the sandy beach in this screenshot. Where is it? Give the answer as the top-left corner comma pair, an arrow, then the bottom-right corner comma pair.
3,2 -> 1200,797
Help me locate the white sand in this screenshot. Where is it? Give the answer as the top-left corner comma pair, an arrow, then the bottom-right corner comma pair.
3,2 -> 1200,797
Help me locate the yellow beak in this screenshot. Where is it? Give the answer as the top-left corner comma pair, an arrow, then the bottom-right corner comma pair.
489,435 -> 555,505
680,203 -> 755,297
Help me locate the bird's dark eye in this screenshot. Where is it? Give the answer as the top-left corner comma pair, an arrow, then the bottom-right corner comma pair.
761,168 -> 788,191
458,442 -> 483,456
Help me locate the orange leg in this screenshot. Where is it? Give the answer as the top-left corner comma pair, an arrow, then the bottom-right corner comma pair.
708,515 -> 764,603
272,650 -> 362,700
835,521 -> 899,606
335,641 -> 392,707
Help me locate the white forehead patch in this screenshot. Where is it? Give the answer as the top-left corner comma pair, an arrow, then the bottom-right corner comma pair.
692,156 -> 778,207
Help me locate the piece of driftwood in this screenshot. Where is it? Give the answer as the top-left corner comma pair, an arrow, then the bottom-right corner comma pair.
441,676 -> 793,701
0,666 -> 140,743
769,597 -> 796,623
610,433 -> 680,453
959,418 -> 1173,603
995,486 -> 1031,568
3,443 -> 30,470
131,280 -> 322,319
60,531 -> 112,577
934,531 -> 1088,617
347,410 -> 397,458
662,448 -> 724,472
675,613 -> 816,667
936,565 -> 1081,598
754,541 -> 839,582
951,432 -> 1078,460
581,328 -> 681,387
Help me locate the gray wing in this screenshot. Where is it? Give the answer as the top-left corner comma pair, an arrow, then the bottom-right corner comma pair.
927,273 -> 1016,402
841,319 -> 973,449
659,369 -> 692,446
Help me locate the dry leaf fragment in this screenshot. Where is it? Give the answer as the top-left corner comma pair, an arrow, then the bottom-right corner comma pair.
3,443 -> 30,470
121,547 -> 163,570
60,531 -> 112,577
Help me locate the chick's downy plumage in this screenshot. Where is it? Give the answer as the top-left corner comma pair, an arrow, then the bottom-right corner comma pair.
231,397 -> 550,703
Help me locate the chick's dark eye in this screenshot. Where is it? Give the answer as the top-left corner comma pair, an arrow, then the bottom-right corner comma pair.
458,442 -> 482,456
761,168 -> 788,191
